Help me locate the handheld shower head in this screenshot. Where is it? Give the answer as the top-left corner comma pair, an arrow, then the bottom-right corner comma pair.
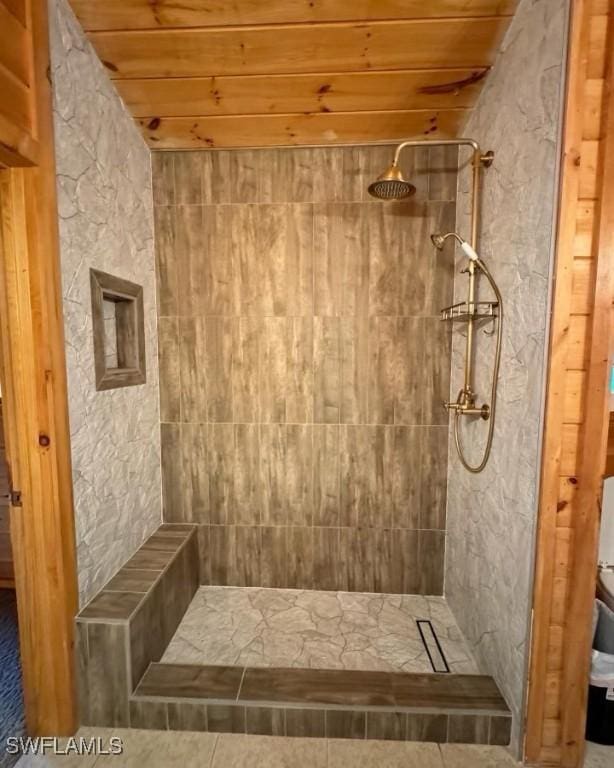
431,232 -> 479,262
367,164 -> 416,201
430,233 -> 447,250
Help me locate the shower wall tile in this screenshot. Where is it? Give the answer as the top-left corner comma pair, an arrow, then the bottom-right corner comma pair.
174,205 -> 204,317
155,145 -> 456,596
444,1 -> 567,753
313,425 -> 340,527
313,202 -> 369,317
180,423 -> 209,524
203,317 -> 233,422
158,317 -> 180,422
313,317 -> 341,424
179,316 -> 208,423
154,205 -> 178,316
152,154 -> 175,206
173,152 -> 203,205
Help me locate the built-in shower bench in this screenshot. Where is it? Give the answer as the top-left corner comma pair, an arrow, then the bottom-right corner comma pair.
75,523 -> 200,727
75,523 -> 511,746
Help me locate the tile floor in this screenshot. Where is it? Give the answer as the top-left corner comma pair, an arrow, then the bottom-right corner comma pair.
14,730 -> 520,767
161,586 -> 479,674
584,741 -> 614,767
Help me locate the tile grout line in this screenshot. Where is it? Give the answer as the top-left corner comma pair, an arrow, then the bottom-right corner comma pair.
236,666 -> 248,702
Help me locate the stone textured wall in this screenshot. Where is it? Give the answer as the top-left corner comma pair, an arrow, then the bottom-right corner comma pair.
445,0 -> 568,751
154,145 -> 457,594
49,0 -> 161,606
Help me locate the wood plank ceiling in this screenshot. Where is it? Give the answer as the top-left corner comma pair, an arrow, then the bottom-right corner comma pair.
68,0 -> 519,150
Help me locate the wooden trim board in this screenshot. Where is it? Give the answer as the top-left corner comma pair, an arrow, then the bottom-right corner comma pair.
525,1 -> 614,765
0,0 -> 78,736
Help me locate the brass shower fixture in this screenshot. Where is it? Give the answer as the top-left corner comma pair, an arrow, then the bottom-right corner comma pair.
368,139 -> 501,474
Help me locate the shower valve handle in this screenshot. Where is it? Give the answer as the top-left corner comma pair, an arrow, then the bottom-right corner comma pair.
444,400 -> 491,420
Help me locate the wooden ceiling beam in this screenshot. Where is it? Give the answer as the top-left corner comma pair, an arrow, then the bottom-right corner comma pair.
91,18 -> 509,80
117,68 -> 488,118
70,0 -> 519,32
138,108 -> 467,150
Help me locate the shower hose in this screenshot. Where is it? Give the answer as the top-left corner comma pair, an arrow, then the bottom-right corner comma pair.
453,257 -> 503,473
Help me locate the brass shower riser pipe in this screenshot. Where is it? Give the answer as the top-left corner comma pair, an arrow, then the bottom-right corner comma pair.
391,139 -> 493,401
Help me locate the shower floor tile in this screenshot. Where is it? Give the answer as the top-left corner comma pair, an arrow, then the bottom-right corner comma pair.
161,587 -> 479,675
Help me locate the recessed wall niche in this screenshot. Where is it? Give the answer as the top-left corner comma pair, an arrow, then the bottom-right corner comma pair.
90,269 -> 146,391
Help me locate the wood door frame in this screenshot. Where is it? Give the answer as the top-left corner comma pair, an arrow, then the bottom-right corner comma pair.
0,0 -> 78,736
525,0 -> 614,765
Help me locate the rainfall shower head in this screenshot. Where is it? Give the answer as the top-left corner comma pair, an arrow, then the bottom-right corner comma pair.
367,163 -> 416,200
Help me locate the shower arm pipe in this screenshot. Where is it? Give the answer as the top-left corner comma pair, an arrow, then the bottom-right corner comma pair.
393,138 -> 491,396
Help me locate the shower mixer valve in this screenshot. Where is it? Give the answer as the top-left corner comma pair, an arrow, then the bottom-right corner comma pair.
444,390 -> 491,420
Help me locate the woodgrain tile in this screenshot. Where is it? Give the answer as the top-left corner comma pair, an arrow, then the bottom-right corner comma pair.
266,147 -> 315,203
154,205 -> 177,316
79,591 -> 143,621
419,530 -> 445,595
204,316 -> 233,422
229,149 -> 264,203
234,204 -> 313,317
130,700 -> 168,730
389,529 -> 420,595
345,528 -> 392,593
419,426 -> 448,530
160,422 -> 182,522
448,714 -> 490,744
174,204 -> 204,317
85,622 -> 129,727
155,146 -> 453,596
428,145 -> 459,202
129,578 -> 166,687
313,202 -> 368,316
313,425 -> 340,526
206,424 -> 234,525
201,205 -> 236,314
245,706 -> 285,736
207,425 -> 261,526
260,527 -> 287,588
209,704 -> 247,733
368,317 -> 421,425
158,316 -> 180,422
259,317 -> 288,423
179,316 -> 207,422
406,713 -> 449,742
422,319 -> 451,425
173,152 -> 203,205
366,711 -> 407,741
232,316 -> 260,423
209,525 -> 262,586
326,709 -> 366,739
233,425 -> 261,525
167,701 -> 208,731
286,527 -> 314,590
180,423 -> 209,524
105,569 -> 160,593
340,315 -> 369,423
313,528 -> 347,591
135,662 -> 243,699
152,153 -> 175,206
260,425 -> 312,526
285,708 -> 325,737
488,716 -> 512,746
286,317 -> 314,423
341,426 -> 391,528
314,317 -> 340,423
313,147 -> 364,203
202,151 -> 232,204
